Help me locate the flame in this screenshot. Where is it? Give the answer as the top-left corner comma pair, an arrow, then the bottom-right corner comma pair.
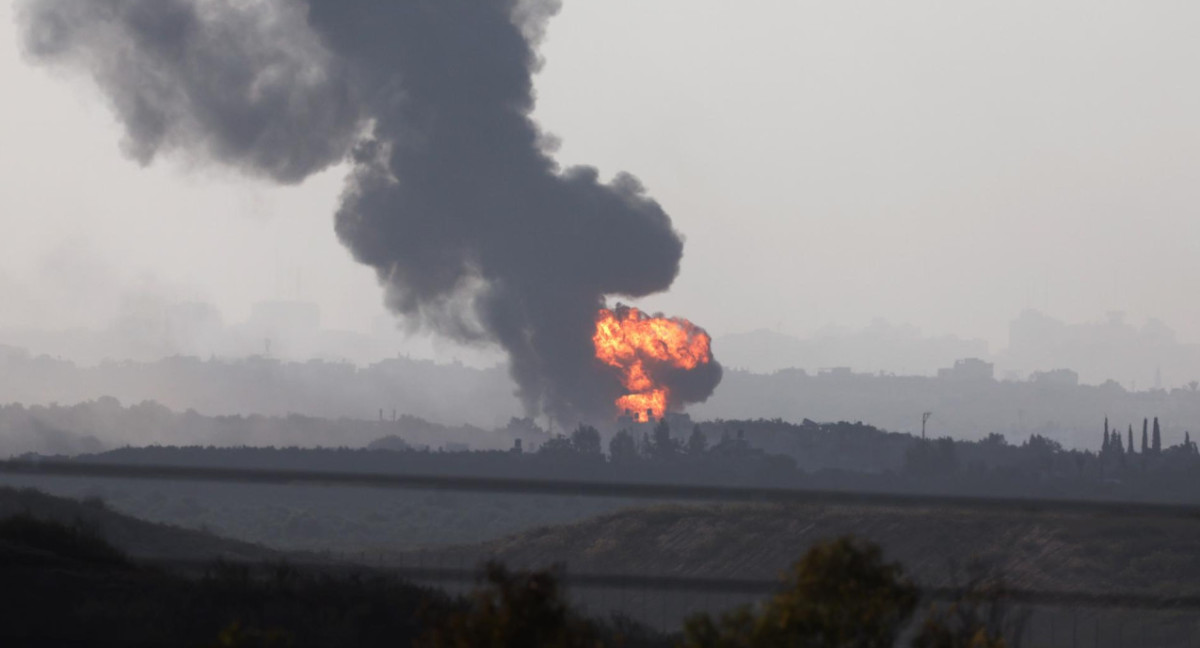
593,306 -> 713,422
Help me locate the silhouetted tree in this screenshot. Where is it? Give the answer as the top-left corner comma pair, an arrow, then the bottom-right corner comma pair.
910,564 -> 1012,648
683,537 -> 917,648
1025,434 -> 1062,455
1128,425 -> 1135,455
1153,417 -> 1163,453
904,438 -> 959,477
417,562 -> 599,648
1142,419 -> 1149,454
537,434 -> 574,457
607,429 -> 637,464
687,425 -> 708,455
569,424 -> 601,456
1102,417 -> 1110,453
650,418 -> 680,459
980,433 -> 1007,447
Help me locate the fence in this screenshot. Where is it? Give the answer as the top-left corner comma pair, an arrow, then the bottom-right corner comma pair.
3,458 -> 1200,645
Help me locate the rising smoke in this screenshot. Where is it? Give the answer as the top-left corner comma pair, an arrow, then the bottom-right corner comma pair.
18,0 -> 721,422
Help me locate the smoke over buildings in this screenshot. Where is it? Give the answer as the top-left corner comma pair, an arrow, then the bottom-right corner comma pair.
18,0 -> 721,422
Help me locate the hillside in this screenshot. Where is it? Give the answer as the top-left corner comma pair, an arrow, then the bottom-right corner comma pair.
0,506 -> 450,647
413,502 -> 1200,597
0,487 -> 673,647
0,486 -> 282,563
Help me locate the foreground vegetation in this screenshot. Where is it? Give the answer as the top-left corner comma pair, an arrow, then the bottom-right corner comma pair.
436,500 -> 1200,598
1,506 -> 1010,647
5,484 -> 1199,646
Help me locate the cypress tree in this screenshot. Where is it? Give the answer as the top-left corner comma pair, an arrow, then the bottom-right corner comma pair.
652,417 -> 675,459
1153,418 -> 1162,453
1113,430 -> 1124,455
1102,417 -> 1110,453
687,424 -> 708,455
608,429 -> 636,463
1142,419 -> 1149,453
1128,425 -> 1135,455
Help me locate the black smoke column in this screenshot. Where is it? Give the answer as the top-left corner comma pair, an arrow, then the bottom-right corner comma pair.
18,0 -> 720,422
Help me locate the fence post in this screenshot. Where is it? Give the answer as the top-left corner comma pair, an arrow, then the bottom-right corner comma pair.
644,575 -> 649,627
661,569 -> 668,636
620,574 -> 626,615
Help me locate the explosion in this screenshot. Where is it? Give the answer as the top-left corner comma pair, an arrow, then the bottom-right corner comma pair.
594,306 -> 715,422
21,0 -> 723,422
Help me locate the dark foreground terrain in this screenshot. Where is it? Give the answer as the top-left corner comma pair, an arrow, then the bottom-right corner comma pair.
5,485 -> 1200,646
402,501 -> 1200,644
423,502 -> 1200,596
0,486 -> 668,648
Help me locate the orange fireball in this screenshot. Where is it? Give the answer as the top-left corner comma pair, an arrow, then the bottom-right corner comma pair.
593,306 -> 713,421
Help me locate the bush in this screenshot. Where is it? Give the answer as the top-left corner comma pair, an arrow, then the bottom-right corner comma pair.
417,562 -> 602,648
683,537 -> 918,648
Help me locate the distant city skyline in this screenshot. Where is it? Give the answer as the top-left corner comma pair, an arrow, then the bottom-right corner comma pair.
5,294 -> 1200,391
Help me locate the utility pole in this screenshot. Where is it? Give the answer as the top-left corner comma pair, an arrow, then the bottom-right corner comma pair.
922,412 -> 932,440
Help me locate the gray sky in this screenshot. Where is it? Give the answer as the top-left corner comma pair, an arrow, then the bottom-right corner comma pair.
3,0 -> 1200,354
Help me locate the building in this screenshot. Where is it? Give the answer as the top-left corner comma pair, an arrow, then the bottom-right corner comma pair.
1029,368 -> 1080,388
937,358 -> 995,382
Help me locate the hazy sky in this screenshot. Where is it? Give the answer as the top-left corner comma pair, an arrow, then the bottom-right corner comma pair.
3,0 -> 1200,353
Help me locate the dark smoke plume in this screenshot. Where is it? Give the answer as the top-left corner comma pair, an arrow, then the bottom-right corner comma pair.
19,0 -> 721,422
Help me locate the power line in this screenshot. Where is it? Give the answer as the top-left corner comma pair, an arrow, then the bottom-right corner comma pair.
151,557 -> 1200,611
5,458 -> 1200,611
3,459 -> 1200,520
